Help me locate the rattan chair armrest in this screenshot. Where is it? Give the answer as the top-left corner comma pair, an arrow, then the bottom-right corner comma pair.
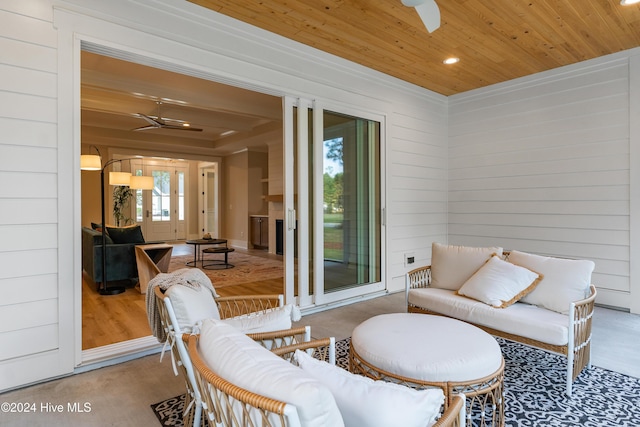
248,326 -> 311,350
215,294 -> 283,303
574,284 -> 597,310
215,294 -> 283,318
433,394 -> 465,427
271,337 -> 335,364
247,326 -> 310,341
406,265 -> 432,290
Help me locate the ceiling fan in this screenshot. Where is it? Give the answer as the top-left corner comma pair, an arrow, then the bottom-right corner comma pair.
133,101 -> 203,132
401,0 -> 440,33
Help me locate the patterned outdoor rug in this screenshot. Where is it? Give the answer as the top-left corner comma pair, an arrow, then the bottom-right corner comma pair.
151,337 -> 640,426
168,253 -> 283,289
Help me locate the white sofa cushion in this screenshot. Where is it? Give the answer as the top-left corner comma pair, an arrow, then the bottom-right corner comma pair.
457,255 -> 542,308
508,250 -> 595,314
408,287 -> 569,346
294,349 -> 444,427
199,318 -> 344,427
430,242 -> 503,291
166,285 -> 220,332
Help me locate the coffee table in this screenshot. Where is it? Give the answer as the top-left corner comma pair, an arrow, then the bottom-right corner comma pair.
349,313 -> 504,427
185,239 -> 227,267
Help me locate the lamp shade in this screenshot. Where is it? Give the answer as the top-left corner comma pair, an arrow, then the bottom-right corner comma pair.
80,154 -> 101,171
109,171 -> 131,186
129,175 -> 154,190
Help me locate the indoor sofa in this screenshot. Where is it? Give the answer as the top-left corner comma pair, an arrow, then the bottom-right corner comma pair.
406,242 -> 597,397
81,225 -> 146,287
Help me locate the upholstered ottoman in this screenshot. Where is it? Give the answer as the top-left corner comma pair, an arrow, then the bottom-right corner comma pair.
349,313 -> 504,427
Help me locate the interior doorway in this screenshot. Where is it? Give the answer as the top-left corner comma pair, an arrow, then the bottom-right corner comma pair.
199,163 -> 220,239
79,46 -> 285,359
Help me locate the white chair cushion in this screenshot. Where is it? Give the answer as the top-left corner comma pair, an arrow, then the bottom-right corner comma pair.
294,349 -> 444,427
508,250 -> 595,314
221,304 -> 295,333
199,318 -> 344,427
166,285 -> 220,332
457,255 -> 542,308
430,242 -> 503,290
408,287 -> 569,346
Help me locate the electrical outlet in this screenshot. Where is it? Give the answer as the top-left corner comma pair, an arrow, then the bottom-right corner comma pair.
404,252 -> 415,267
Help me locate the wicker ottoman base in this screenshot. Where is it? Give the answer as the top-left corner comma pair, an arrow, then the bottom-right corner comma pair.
349,313 -> 505,427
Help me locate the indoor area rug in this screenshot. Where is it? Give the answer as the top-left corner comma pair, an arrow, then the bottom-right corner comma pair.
151,337 -> 640,426
167,253 -> 283,289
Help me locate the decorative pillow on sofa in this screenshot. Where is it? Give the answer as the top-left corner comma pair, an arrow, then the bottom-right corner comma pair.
430,242 -> 503,290
294,349 -> 444,427
199,318 -> 344,427
457,255 -> 542,308
105,225 -> 145,244
508,250 -> 595,314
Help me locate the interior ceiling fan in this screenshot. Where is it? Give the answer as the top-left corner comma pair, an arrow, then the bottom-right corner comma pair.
133,101 -> 203,132
401,0 -> 440,33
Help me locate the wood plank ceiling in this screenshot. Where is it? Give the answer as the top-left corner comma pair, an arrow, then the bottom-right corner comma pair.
188,0 -> 640,96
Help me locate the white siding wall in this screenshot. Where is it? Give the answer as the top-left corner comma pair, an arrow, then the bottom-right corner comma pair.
448,51 -> 640,310
0,1 -> 76,391
387,98 -> 448,289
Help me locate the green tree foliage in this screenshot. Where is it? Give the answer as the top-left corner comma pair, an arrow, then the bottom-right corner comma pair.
324,172 -> 343,213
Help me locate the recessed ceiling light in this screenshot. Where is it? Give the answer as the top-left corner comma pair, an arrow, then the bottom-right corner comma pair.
443,57 -> 460,65
182,123 -> 190,127
621,0 -> 640,4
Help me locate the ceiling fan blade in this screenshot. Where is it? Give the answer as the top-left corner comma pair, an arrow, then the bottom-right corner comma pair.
136,113 -> 163,127
161,124 -> 203,132
402,0 -> 440,33
133,125 -> 160,131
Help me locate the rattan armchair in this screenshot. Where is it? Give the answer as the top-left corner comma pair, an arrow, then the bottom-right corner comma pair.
155,286 -> 311,427
187,334 -> 463,427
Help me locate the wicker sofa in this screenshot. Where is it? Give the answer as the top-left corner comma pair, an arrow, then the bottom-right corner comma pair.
406,243 -> 597,397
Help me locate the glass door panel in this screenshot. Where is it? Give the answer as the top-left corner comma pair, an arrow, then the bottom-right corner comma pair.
321,110 -> 381,294
285,98 -> 384,308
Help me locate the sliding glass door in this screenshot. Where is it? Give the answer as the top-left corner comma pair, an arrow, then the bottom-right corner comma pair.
284,97 -> 384,308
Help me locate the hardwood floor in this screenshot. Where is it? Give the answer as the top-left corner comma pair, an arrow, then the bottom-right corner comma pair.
81,246 -> 284,349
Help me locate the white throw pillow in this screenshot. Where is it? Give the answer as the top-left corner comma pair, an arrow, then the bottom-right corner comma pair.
221,304 -> 295,333
166,285 -> 220,332
508,250 -> 595,314
199,319 -> 344,427
294,349 -> 444,427
457,255 -> 542,308
430,242 -> 503,290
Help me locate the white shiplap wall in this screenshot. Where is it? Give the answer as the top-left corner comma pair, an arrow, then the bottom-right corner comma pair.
387,97 -> 448,288
0,1 -> 75,391
448,52 -> 637,310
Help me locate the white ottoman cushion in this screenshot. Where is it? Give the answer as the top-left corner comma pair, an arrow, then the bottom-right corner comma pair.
351,313 -> 502,382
